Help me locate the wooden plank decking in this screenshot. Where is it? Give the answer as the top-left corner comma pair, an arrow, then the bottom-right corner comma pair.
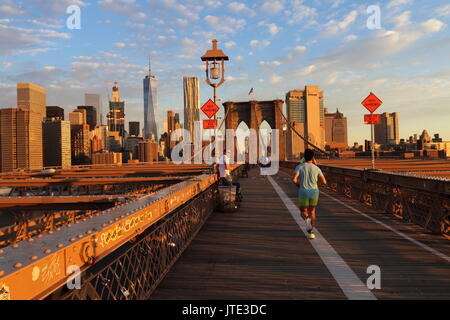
151,168 -> 450,300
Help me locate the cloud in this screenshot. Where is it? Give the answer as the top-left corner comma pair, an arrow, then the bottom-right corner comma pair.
114,42 -> 126,48
25,0 -> 86,17
6,65 -> 67,85
28,19 -> 64,29
249,39 -> 271,48
181,38 -> 199,56
305,17 -> 446,77
259,60 -> 282,68
279,45 -> 307,63
421,19 -> 446,33
0,23 -> 70,55
297,65 -> 317,76
176,18 -> 189,28
257,21 -> 282,35
0,1 -> 25,16
344,34 -> 358,42
286,1 -> 317,25
204,15 -> 246,34
228,2 -> 256,17
387,0 -> 412,9
267,23 -> 281,35
269,74 -> 283,84
436,4 -> 450,17
393,11 -> 412,29
323,10 -> 358,36
98,0 -> 146,20
226,75 -> 248,82
204,0 -> 223,7
331,0 -> 345,8
294,45 -> 307,52
158,0 -> 202,21
261,0 -> 284,14
225,41 -> 236,49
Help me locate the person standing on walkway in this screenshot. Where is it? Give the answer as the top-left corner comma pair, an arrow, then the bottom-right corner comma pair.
218,149 -> 242,202
218,149 -> 233,185
292,149 -> 327,239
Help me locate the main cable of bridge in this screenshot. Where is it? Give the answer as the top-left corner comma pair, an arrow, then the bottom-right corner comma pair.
192,101 -> 330,163
275,103 -> 329,156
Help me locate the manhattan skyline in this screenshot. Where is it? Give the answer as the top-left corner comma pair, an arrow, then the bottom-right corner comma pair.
0,0 -> 449,144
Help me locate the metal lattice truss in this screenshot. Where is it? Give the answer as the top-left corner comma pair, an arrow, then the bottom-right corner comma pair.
53,187 -> 217,300
0,165 -> 243,300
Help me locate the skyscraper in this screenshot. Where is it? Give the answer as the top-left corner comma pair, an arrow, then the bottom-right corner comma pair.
0,108 -> 43,172
17,83 -> 46,119
0,83 -> 45,172
325,108 -> 348,148
43,120 -> 71,169
285,86 -> 325,157
143,59 -> 158,140
77,105 -> 97,129
69,110 -> 86,126
71,124 -> 90,165
375,112 -> 399,146
0,108 -> 18,172
85,93 -> 102,125
167,110 -> 175,134
107,83 -> 125,137
129,121 -> 140,136
183,77 -> 200,142
46,106 -> 64,121
138,140 -> 158,163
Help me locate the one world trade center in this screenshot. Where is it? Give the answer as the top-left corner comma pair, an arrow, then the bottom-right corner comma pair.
143,59 -> 158,140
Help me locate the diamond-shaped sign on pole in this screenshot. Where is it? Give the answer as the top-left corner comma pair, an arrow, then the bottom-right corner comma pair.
201,99 -> 220,119
362,92 -> 383,113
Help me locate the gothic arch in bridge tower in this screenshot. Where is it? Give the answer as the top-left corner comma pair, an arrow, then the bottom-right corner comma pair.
223,100 -> 286,161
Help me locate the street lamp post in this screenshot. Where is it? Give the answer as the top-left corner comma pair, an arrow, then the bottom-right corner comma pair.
283,124 -> 287,161
201,40 -> 229,158
201,39 -> 229,107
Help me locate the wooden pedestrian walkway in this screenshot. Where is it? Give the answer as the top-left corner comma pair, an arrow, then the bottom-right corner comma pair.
151,168 -> 450,300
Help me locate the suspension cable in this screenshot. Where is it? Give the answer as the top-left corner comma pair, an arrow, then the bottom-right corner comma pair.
187,100 -> 329,162
275,103 -> 329,155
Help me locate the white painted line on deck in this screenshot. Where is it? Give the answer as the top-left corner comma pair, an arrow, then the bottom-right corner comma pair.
321,191 -> 450,264
267,175 -> 377,301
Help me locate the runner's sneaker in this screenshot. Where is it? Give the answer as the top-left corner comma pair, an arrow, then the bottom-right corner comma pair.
308,232 -> 316,240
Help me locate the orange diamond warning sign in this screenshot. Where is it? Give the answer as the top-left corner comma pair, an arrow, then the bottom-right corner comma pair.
362,92 -> 383,113
201,99 -> 220,119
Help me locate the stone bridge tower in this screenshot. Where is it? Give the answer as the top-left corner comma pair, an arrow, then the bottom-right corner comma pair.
223,100 -> 285,162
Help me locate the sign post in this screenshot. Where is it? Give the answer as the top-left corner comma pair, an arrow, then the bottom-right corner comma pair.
201,99 -> 220,131
361,92 -> 383,169
201,99 -> 220,151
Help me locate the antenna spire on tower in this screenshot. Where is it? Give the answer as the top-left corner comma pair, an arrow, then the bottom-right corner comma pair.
148,55 -> 152,76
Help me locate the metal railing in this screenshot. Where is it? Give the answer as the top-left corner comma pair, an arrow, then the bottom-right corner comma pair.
281,161 -> 450,236
53,186 -> 218,300
52,165 -> 244,300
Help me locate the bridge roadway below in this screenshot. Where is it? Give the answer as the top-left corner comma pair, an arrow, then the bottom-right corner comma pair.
151,168 -> 450,300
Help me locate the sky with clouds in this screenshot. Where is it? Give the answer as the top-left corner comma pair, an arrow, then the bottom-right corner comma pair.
1,0 -> 450,144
